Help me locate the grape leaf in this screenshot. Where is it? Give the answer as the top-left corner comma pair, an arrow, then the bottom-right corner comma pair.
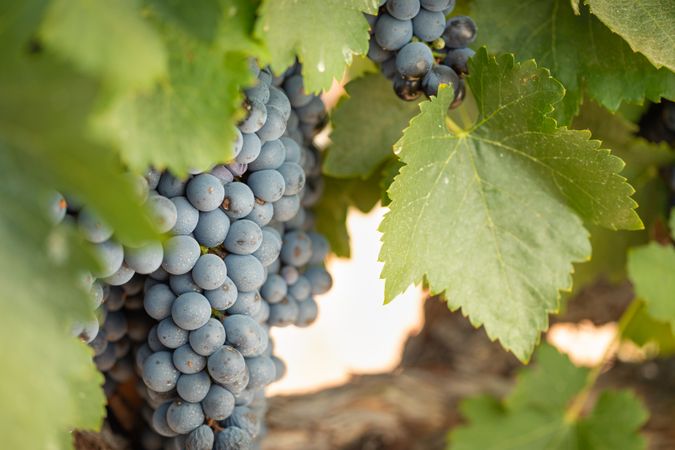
569,102 -> 674,288
254,0 -> 378,93
97,17 -> 252,176
39,0 -> 167,89
623,302 -> 675,356
0,5 -> 157,245
324,73 -> 421,178
0,150 -> 105,450
379,49 -> 640,361
583,0 -> 675,72
627,242 -> 675,327
471,0 -> 675,124
670,208 -> 675,240
449,345 -> 647,450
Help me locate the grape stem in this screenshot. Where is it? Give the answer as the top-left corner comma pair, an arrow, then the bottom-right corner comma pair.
563,298 -> 641,423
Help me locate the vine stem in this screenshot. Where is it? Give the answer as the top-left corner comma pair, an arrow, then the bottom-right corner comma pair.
563,298 -> 641,423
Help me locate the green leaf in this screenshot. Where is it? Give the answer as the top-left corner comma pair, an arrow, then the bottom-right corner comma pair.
472,0 -> 675,124
324,73 -> 421,178
39,0 -> 167,89
380,158 -> 404,206
569,101 -> 673,288
627,242 -> 675,327
584,0 -> 675,72
577,391 -> 648,450
670,208 -> 675,240
380,49 -> 640,361
96,18 -> 252,176
314,174 -> 382,258
0,15 -> 157,244
623,302 -> 675,356
0,150 -> 105,450
254,0 -> 377,93
449,345 -> 647,450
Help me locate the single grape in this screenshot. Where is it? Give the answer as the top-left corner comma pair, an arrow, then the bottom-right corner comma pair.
271,356 -> 286,381
396,41 -> 434,76
268,296 -> 300,327
143,351 -> 180,393
92,239 -> 124,278
282,75 -> 312,108
144,283 -> 176,321
244,200 -> 274,228
226,162 -> 248,178
245,356 -> 276,390
171,292 -> 212,331
103,310 -> 128,341
288,275 -> 311,301
162,235 -> 200,275
393,75 -> 423,100
227,290 -> 262,316
308,232 -> 330,264
166,399 -> 205,434
201,384 -> 235,420
296,297 -> 319,327
157,317 -> 189,348
253,299 -> 270,324
280,137 -> 301,163
266,86 -> 292,121
280,231 -> 313,267
147,324 -> 169,352
209,165 -> 235,184
189,318 -> 226,356
125,241 -> 164,275
204,277 -> 238,310
186,173 -> 225,212
214,427 -> 252,450
224,406 -> 261,439
207,345 -> 247,384
257,106 -> 287,143
77,207 -> 113,243
412,8 -> 446,42
444,47 -> 475,74
102,263 -> 135,286
152,401 -> 179,437
252,227 -> 282,267
236,132 -> 262,164
367,39 -> 393,63
280,266 -> 299,285
304,266 -> 333,295
192,254 -> 228,290
145,168 -> 161,190
296,96 -> 325,125
374,13 -> 413,51
272,194 -> 300,222
79,318 -> 99,343
443,16 -> 477,48
223,314 -> 268,357
238,99 -> 267,134
223,219 -> 263,255
225,254 -> 266,292
169,272 -> 202,295
248,139 -> 286,171
93,342 -> 116,371
147,194 -> 178,233
177,371 -> 211,403
380,56 -> 398,79
193,209 -> 230,247
422,63 -> 459,97
222,182 -> 255,219
173,344 -> 207,374
277,162 -> 305,196
386,0 -> 420,20
260,274 -> 287,304
157,172 -> 187,197
245,80 -> 270,105
186,424 -> 214,450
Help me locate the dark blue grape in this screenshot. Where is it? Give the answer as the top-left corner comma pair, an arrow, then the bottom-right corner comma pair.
272,194 -> 300,222
393,75 -> 423,100
157,317 -> 189,348
189,318 -> 226,356
268,296 -> 300,327
186,174 -> 226,212
152,401 -> 179,437
396,42 -> 433,79
144,283 -> 176,320
245,356 -> 276,390
443,16 -> 477,48
444,47 -> 475,74
374,14 -> 413,51
186,424 -> 214,450
257,106 -> 286,143
169,273 -> 202,295
296,297 -> 319,327
280,137 -> 301,163
420,0 -> 454,12
386,0 -> 420,20
162,235 -> 200,275
283,75 -> 312,108
277,162 -> 305,196
266,86 -> 292,121
193,209 -> 230,248
204,277 -> 238,310
227,290 -> 262,316
177,371 -> 211,403
201,384 -> 235,420
260,274 -> 287,304
92,239 -> 124,278
244,200 -> 274,228
412,8 -> 445,41
222,182 -> 255,219
367,39 -> 393,63
422,63 -> 459,97
248,139 -> 286,171
173,344 -> 207,374
280,231 -> 313,267
143,351 -> 180,393
252,227 -> 282,267
78,207 -> 112,243
171,292 -> 212,331
225,254 -> 266,292
124,241 -> 163,275
214,427 -> 251,450
288,275 -> 311,301
224,219 -> 263,255
236,132 -> 262,165
239,99 -> 267,134
207,345 -> 246,384
192,254 -> 228,290
166,399 -> 205,434
304,266 -> 333,295
147,194 -> 178,233
223,314 -> 268,357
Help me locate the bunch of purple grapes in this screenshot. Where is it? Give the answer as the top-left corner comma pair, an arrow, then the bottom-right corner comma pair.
54,62 -> 332,450
366,0 -> 477,104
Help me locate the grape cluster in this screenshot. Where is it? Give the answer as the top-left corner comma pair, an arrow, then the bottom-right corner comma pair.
54,62 -> 333,449
366,0 -> 477,104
